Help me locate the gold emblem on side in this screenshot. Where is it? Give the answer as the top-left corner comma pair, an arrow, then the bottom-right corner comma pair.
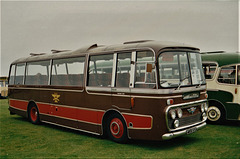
52,93 -> 60,103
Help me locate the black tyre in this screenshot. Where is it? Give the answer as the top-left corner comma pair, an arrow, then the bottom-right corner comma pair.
106,113 -> 128,143
28,104 -> 40,124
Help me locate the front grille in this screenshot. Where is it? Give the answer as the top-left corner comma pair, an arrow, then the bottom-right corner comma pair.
179,114 -> 202,126
168,114 -> 202,129
167,102 -> 205,131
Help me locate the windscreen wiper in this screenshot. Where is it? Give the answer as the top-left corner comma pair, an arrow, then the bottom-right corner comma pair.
196,79 -> 204,88
160,80 -> 168,84
175,76 -> 190,90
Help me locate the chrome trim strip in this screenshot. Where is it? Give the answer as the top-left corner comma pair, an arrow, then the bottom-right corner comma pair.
166,99 -> 207,109
128,127 -> 152,130
86,85 -> 206,95
122,112 -> 153,118
8,87 -> 84,92
41,120 -> 101,136
86,87 -> 112,93
131,95 -> 182,99
111,53 -> 117,87
86,86 -> 206,99
162,122 -> 206,140
130,51 -> 136,88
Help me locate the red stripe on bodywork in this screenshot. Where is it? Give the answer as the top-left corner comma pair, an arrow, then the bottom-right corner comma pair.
123,114 -> 152,129
9,99 -> 152,129
9,99 -> 28,111
76,109 -> 105,124
38,103 -> 50,114
38,103 -> 105,125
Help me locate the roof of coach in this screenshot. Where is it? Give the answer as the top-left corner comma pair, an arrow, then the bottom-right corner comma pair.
11,40 -> 199,64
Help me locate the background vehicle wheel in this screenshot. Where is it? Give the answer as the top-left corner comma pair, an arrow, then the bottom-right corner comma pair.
207,105 -> 225,124
107,113 -> 128,143
28,104 -> 40,124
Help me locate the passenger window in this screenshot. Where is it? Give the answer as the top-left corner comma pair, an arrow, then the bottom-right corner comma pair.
9,65 -> 16,85
237,65 -> 240,85
116,53 -> 131,87
218,66 -> 236,84
135,51 -> 156,88
88,54 -> 113,87
15,64 -> 25,85
202,63 -> 217,79
51,57 -> 85,86
25,61 -> 50,85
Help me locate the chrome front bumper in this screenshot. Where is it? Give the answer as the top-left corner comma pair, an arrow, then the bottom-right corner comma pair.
162,122 -> 207,140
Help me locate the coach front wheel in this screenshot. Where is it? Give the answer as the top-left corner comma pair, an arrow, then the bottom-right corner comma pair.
107,113 -> 128,143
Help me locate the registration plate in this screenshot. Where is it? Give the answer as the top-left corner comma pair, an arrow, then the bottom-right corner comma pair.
186,127 -> 197,134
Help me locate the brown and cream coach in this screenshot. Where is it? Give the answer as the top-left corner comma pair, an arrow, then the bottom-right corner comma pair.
8,40 -> 208,143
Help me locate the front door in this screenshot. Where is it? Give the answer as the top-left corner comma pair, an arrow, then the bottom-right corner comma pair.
111,52 -> 133,110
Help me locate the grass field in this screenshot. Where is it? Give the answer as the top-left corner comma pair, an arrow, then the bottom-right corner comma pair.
0,99 -> 239,158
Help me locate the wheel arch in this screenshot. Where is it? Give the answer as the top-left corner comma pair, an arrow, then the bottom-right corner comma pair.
27,100 -> 39,118
208,99 -> 226,120
101,109 -> 129,138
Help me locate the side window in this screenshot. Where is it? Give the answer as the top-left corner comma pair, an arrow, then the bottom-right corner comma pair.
202,63 -> 217,79
218,65 -> 236,84
25,61 -> 50,85
88,54 -> 113,87
135,51 -> 156,88
51,57 -> 85,86
116,53 -> 131,87
15,63 -> 25,85
0,81 -> 3,87
9,65 -> 16,85
237,65 -> 240,85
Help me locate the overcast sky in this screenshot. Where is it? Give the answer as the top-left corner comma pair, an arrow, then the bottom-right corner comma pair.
1,0 -> 239,76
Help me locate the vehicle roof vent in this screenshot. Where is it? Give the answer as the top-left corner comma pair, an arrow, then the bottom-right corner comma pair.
87,44 -> 98,50
82,44 -> 98,51
51,49 -> 71,54
30,53 -> 46,56
76,44 -> 100,53
123,40 -> 153,44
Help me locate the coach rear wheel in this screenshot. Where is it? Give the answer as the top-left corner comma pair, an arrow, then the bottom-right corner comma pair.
107,113 -> 128,143
28,105 -> 40,124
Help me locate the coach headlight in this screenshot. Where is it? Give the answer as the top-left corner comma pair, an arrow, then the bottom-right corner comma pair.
202,112 -> 207,121
204,103 -> 208,112
176,108 -> 183,118
169,110 -> 176,119
201,104 -> 205,113
174,120 -> 180,128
